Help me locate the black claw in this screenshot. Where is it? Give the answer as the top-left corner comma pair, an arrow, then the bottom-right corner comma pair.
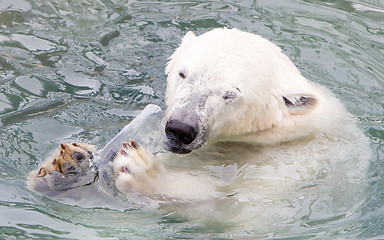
120,149 -> 128,156
121,166 -> 130,174
38,167 -> 46,177
130,140 -> 139,149
122,142 -> 130,149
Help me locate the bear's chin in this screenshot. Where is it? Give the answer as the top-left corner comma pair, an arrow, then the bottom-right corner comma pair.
164,140 -> 193,154
164,137 -> 208,154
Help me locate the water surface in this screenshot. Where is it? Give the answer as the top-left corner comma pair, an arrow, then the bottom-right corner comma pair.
0,0 -> 383,239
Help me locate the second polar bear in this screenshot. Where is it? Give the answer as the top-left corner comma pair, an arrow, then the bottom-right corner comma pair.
28,28 -> 369,204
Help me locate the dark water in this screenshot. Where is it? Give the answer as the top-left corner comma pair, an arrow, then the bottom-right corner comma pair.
0,0 -> 383,239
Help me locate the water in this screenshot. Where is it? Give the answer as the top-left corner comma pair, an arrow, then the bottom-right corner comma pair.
0,0 -> 383,239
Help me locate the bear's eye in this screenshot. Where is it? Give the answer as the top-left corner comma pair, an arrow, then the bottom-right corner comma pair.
179,71 -> 186,79
223,90 -> 238,104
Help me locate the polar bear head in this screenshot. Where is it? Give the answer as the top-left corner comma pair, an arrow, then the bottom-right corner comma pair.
163,28 -> 323,154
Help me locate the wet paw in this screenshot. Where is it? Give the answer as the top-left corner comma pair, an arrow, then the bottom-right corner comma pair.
113,140 -> 163,195
27,143 -> 97,193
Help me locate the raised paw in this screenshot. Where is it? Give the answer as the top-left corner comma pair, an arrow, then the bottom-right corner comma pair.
113,140 -> 224,200
27,143 -> 98,193
113,140 -> 164,196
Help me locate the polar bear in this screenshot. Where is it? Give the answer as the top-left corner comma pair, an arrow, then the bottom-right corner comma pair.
28,28 -> 369,206
163,28 -> 344,153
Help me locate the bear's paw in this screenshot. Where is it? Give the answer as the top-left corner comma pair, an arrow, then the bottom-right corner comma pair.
27,143 -> 97,193
113,140 -> 164,196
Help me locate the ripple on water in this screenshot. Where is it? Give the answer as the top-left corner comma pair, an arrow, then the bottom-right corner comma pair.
0,0 -> 383,239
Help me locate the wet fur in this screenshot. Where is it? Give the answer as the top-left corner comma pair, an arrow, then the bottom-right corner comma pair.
28,29 -> 370,209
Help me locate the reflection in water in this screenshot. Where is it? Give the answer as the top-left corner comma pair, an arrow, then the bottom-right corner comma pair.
0,0 -> 383,239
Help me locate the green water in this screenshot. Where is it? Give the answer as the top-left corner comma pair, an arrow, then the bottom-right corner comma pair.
0,0 -> 383,239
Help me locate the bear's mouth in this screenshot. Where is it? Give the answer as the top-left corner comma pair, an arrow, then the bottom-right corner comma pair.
164,141 -> 192,154
163,138 -> 207,154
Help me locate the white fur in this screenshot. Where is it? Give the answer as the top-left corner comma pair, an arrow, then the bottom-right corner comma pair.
164,28 -> 348,151
28,29 -> 370,227
113,143 -> 224,200
113,29 -> 369,210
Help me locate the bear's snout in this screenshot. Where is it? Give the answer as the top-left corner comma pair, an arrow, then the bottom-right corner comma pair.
164,118 -> 201,154
165,119 -> 198,145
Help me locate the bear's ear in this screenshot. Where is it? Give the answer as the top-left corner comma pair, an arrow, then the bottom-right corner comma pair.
181,31 -> 196,46
283,95 -> 317,115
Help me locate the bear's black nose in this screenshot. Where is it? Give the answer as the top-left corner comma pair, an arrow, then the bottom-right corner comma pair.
165,119 -> 197,145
